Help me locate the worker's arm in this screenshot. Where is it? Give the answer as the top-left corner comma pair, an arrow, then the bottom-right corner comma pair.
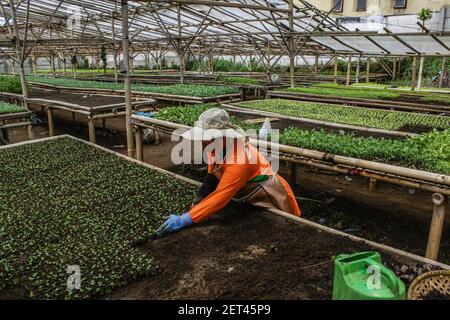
188,164 -> 248,223
192,173 -> 219,206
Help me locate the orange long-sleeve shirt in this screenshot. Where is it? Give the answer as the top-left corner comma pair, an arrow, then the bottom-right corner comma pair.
188,142 -> 300,223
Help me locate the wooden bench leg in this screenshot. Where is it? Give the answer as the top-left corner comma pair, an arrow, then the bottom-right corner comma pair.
47,107 -> 54,137
88,117 -> 96,144
134,126 -> 143,161
27,124 -> 34,140
425,193 -> 447,260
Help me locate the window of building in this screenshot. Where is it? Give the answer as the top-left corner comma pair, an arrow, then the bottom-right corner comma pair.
356,0 -> 367,11
394,0 -> 407,9
333,0 -> 343,12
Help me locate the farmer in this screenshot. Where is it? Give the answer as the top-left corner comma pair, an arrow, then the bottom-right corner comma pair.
156,108 -> 301,237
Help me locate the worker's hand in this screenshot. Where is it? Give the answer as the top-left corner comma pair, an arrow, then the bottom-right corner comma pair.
155,212 -> 192,238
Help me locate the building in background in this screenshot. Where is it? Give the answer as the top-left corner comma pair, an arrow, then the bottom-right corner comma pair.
304,0 -> 450,31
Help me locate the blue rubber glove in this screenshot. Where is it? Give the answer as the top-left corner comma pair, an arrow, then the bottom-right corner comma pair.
156,212 -> 192,238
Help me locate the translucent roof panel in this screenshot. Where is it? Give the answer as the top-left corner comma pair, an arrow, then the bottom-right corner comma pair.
439,36 -> 450,49
399,35 -> 449,55
367,36 -> 415,55
310,36 -> 353,51
334,36 -> 384,54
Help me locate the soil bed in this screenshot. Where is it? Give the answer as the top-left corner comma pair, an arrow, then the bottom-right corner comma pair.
29,88 -> 125,107
107,203 -> 424,300
397,94 -> 450,107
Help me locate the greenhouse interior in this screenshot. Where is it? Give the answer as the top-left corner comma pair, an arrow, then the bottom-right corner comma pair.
0,0 -> 449,303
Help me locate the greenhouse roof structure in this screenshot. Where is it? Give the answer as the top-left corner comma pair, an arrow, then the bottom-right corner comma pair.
0,0 -> 448,58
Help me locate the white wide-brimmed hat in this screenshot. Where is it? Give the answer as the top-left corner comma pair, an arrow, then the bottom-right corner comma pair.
181,108 -> 245,141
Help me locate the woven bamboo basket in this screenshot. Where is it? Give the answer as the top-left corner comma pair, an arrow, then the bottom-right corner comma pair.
407,270 -> 450,300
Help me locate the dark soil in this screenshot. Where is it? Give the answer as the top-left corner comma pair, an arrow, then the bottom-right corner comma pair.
106,203 -> 418,300
398,124 -> 437,134
29,88 -> 125,107
398,94 -> 450,107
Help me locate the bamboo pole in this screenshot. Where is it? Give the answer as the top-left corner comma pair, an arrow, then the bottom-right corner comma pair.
62,53 -> 67,75
417,56 -> 424,91
177,4 -> 185,84
88,117 -> 96,143
121,0 -> 135,158
72,55 -> 77,78
135,126 -> 143,161
392,58 -> 397,80
51,54 -> 56,76
111,13 -> 119,82
27,124 -> 34,140
334,55 -> 338,84
47,107 -> 54,136
355,56 -> 360,84
288,0 -> 295,88
366,57 -> 370,83
9,0 -> 28,107
411,56 -> 417,91
439,57 -> 446,88
425,193 -> 447,260
346,54 -> 352,86
31,54 -> 37,76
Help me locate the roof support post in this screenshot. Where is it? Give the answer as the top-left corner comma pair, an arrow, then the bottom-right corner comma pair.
31,53 -> 37,76
62,53 -> 67,75
333,54 -> 338,84
439,57 -> 446,88
314,54 -> 319,74
417,56 -> 424,91
392,58 -> 397,80
208,50 -> 213,75
346,54 -> 352,86
51,53 -> 56,76
177,4 -> 185,84
129,46 -> 134,73
12,58 -> 16,76
9,0 -> 29,107
366,57 -> 370,83
3,56 -> 8,74
288,0 -> 295,88
121,0 -> 135,158
411,56 -> 417,91
111,13 -> 119,82
355,56 -> 360,84
71,55 -> 77,79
